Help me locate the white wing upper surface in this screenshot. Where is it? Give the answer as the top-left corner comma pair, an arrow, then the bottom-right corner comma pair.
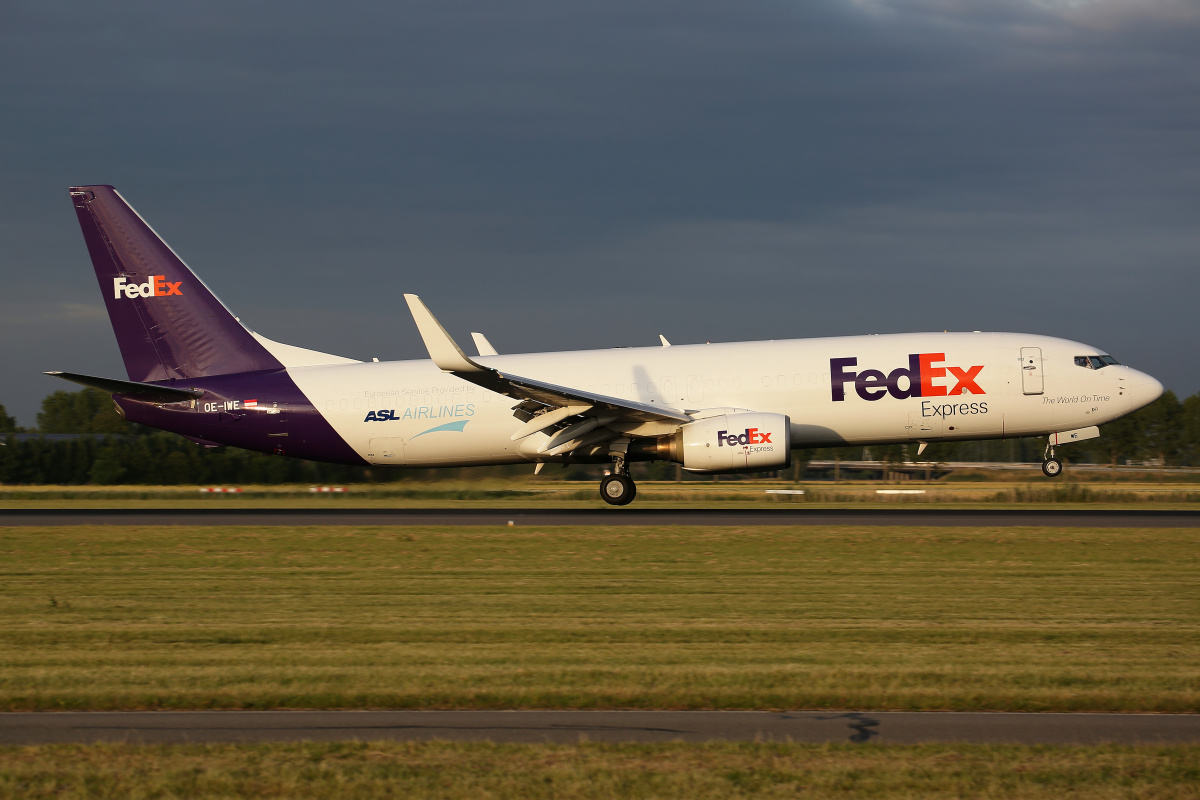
404,294 -> 690,424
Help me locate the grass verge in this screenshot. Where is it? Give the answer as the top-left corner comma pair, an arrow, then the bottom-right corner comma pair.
1,525 -> 1196,712
2,742 -> 1198,799
3,481 -> 1200,508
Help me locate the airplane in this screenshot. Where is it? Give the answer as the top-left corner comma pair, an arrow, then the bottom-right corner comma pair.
48,185 -> 1164,504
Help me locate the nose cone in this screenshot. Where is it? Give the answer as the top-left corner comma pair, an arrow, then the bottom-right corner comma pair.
1127,370 -> 1164,412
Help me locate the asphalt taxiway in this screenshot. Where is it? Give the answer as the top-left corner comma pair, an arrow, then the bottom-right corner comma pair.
2,711 -> 1198,746
2,507 -> 1198,527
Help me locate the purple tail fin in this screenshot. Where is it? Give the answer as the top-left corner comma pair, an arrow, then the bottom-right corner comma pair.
69,185 -> 283,382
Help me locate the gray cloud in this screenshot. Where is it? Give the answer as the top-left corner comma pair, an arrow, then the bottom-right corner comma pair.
1,0 -> 1196,424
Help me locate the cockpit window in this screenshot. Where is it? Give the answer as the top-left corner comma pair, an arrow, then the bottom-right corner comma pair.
1074,355 -> 1120,370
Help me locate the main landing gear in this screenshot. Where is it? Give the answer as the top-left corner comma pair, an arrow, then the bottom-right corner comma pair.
600,457 -> 636,506
1042,444 -> 1063,478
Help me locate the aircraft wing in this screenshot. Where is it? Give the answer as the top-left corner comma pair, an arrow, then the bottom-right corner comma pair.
404,295 -> 690,454
457,366 -> 691,423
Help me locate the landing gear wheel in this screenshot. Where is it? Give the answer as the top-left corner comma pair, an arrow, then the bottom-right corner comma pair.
1042,458 -> 1063,478
600,474 -> 636,506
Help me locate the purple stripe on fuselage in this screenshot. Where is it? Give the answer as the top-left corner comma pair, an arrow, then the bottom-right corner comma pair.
115,370 -> 366,465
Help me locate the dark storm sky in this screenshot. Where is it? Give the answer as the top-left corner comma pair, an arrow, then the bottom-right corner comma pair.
2,0 -> 1197,425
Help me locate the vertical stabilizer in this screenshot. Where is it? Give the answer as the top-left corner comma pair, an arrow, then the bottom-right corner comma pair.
69,185 -> 283,382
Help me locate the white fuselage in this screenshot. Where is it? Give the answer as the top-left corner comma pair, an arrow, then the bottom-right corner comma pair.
286,331 -> 1162,467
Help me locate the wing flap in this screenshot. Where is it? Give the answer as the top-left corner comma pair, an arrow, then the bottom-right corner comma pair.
539,415 -> 618,454
511,403 -> 593,441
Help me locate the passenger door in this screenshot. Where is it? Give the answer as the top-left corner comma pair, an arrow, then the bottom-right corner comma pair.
1020,347 -> 1044,395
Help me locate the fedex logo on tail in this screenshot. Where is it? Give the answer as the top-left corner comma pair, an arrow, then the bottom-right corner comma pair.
113,276 -> 182,299
830,354 -> 984,402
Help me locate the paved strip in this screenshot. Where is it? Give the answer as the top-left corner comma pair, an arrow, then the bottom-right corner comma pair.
2,508 -> 1199,527
1,711 -> 1197,746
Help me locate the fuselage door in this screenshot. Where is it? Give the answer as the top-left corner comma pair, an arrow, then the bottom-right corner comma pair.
367,437 -> 405,465
906,410 -> 942,440
1020,347 -> 1044,395
264,402 -> 288,446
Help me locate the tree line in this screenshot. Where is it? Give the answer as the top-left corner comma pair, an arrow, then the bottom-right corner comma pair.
0,388 -> 382,485
0,387 -> 1196,485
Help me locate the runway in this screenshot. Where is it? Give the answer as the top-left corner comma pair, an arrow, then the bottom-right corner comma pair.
2,507 -> 1199,527
2,711 -> 1197,746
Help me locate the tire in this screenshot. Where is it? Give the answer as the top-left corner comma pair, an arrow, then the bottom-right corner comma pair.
600,474 -> 636,506
1042,458 -> 1063,478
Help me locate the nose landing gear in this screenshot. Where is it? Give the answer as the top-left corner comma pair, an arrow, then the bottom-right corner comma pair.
1042,444 -> 1063,478
599,457 -> 637,506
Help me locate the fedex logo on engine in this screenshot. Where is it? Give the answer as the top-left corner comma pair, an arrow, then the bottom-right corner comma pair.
830,353 -> 984,402
717,427 -> 772,447
113,275 -> 182,299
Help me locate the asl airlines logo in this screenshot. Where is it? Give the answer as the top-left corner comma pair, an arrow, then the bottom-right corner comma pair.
364,403 -> 475,422
113,275 -> 182,299
830,353 -> 984,402
717,428 -> 773,447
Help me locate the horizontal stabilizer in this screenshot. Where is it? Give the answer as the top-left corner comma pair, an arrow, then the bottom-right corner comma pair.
44,371 -> 204,403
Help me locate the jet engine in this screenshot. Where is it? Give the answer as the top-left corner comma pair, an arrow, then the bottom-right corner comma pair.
640,412 -> 791,473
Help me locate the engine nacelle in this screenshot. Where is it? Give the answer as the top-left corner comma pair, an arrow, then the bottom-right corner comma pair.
670,412 -> 791,473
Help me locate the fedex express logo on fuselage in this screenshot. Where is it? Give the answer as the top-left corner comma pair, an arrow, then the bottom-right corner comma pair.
113,276 -> 182,299
830,353 -> 984,402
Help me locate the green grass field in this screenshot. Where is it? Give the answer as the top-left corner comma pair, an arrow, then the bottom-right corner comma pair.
2,479 -> 1200,508
1,524 -> 1196,712
3,741 -> 1198,799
